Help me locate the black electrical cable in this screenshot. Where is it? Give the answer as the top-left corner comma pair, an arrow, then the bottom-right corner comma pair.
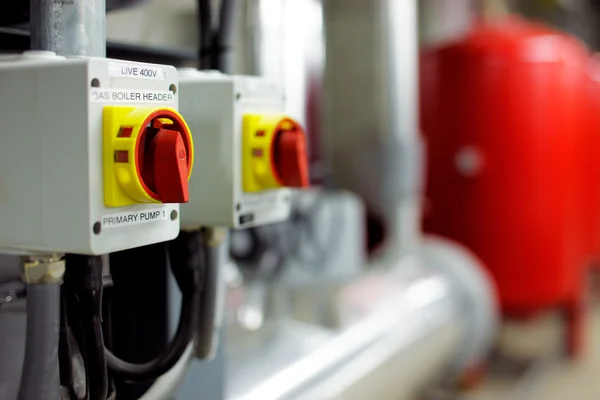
80,315 -> 108,400
212,0 -> 234,70
101,277 -> 117,400
216,0 -> 234,50
198,0 -> 234,71
168,229 -> 222,359
168,231 -> 203,297
64,285 -> 86,400
105,290 -> 197,381
105,235 -> 202,381
198,0 -> 213,69
230,228 -> 267,265
64,255 -> 108,400
101,276 -> 114,354
58,285 -> 73,391
230,227 -> 286,280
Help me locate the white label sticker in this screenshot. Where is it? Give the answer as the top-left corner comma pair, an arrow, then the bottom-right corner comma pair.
109,62 -> 165,80
90,88 -> 175,104
101,208 -> 170,229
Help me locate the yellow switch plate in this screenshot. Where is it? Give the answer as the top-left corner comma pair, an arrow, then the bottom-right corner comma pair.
103,106 -> 193,207
242,114 -> 292,193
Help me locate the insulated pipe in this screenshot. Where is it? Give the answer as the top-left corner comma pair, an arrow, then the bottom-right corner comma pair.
322,0 -> 423,252
30,0 -> 106,57
18,255 -> 66,400
234,0 -> 422,245
18,284 -> 61,400
226,236 -> 497,400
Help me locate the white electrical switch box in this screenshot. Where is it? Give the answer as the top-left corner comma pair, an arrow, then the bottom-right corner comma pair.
178,70 -> 310,229
0,51 -> 195,255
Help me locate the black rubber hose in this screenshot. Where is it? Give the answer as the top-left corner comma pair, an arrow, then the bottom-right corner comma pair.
80,316 -> 108,400
101,278 -> 117,399
105,232 -> 204,381
58,285 -> 73,389
105,290 -> 197,381
198,0 -> 212,69
212,0 -> 234,70
169,231 -> 203,297
169,230 -> 218,358
64,255 -> 108,400
216,0 -> 234,48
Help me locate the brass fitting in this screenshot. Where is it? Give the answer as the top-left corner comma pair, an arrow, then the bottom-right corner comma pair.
204,227 -> 227,247
21,253 -> 65,284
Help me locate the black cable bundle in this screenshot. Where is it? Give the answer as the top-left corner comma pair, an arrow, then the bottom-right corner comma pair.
198,0 -> 234,71
63,254 -> 108,400
105,232 -> 204,381
58,285 -> 76,398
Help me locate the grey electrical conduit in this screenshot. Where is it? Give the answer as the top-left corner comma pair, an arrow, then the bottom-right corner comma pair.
17,283 -> 61,400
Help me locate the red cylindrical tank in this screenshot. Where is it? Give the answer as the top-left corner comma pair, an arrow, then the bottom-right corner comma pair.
583,57 -> 600,264
421,18 -> 591,356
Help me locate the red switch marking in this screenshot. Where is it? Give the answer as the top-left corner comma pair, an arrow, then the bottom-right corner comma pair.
252,148 -> 263,157
118,127 -> 134,138
114,150 -> 129,163
255,130 -> 266,137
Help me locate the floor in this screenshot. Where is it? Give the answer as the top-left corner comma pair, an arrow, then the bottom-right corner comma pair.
466,306 -> 600,400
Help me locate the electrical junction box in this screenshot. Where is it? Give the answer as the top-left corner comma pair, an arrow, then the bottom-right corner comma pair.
178,69 -> 309,229
0,51 -> 194,255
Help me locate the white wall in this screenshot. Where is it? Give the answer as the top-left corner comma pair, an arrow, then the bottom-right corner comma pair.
106,0 -> 198,50
419,0 -> 474,46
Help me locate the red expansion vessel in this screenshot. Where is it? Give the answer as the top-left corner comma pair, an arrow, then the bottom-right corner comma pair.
584,57 -> 600,263
421,18 -> 592,357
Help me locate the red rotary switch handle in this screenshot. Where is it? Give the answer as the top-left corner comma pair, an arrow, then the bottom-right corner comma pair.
273,127 -> 310,188
143,129 -> 190,203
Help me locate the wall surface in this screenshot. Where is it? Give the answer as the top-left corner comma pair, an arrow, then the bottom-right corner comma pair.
106,0 -> 198,50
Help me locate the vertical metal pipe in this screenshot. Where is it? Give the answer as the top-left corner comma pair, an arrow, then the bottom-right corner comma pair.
30,0 -> 106,57
234,0 -> 325,176
322,0 -> 422,252
235,0 -> 324,125
385,0 -> 419,144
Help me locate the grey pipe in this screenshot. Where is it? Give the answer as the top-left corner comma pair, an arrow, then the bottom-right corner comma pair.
17,284 -> 61,400
30,0 -> 106,57
225,235 -> 497,400
322,0 -> 423,250
195,229 -> 227,360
